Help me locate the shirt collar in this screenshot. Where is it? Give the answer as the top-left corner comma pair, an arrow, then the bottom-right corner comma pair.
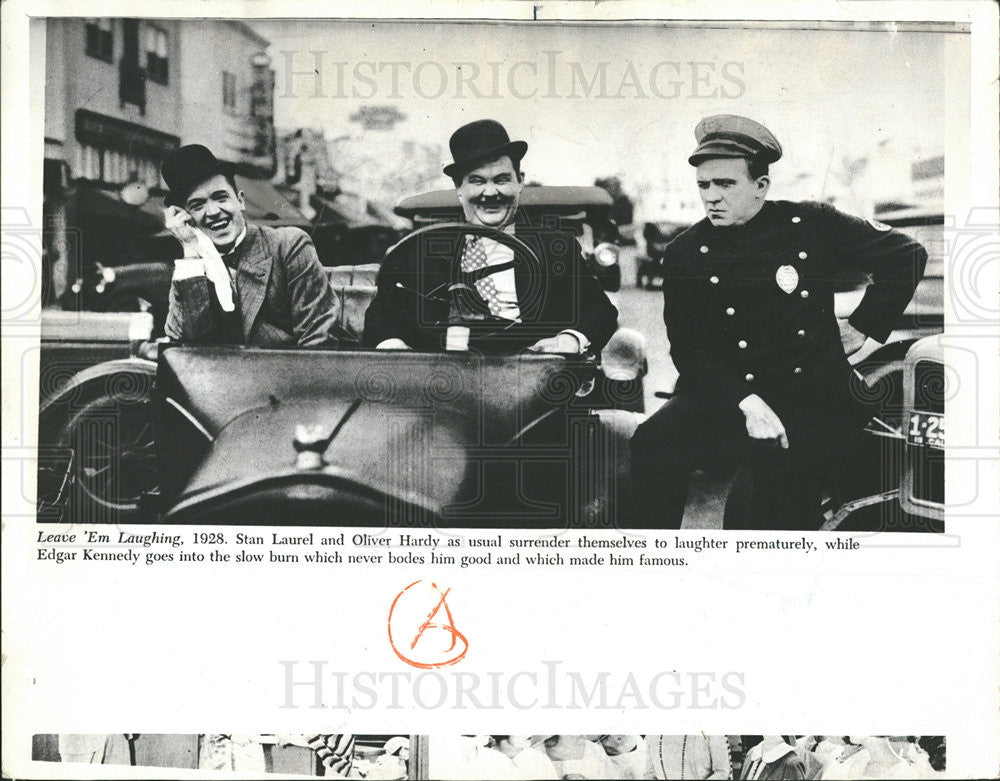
761,742 -> 797,764
466,221 -> 516,235
220,226 -> 248,259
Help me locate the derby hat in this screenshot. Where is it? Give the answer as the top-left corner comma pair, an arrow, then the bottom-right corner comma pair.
443,119 -> 528,179
161,144 -> 236,207
688,114 -> 782,167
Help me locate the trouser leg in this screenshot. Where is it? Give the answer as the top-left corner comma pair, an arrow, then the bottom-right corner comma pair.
747,445 -> 827,530
747,396 -> 862,530
630,393 -> 745,528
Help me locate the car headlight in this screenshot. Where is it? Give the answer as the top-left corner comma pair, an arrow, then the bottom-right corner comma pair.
594,242 -> 619,267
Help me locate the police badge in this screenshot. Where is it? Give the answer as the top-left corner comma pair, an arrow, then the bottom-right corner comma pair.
775,264 -> 799,294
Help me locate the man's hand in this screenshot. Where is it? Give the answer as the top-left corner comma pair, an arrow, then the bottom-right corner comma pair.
738,393 -> 789,449
375,338 -> 411,350
838,318 -> 868,357
163,205 -> 201,258
526,333 -> 581,354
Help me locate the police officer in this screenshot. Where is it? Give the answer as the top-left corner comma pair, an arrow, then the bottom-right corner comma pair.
630,114 -> 927,529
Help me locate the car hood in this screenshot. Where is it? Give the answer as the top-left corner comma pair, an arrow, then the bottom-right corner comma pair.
166,398 -> 472,521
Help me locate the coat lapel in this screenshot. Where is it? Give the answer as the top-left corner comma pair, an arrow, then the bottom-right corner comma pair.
234,225 -> 273,343
512,226 -> 547,317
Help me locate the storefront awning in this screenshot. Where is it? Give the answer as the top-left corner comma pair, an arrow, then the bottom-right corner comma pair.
73,177 -> 311,235
234,175 -> 311,228
74,184 -> 165,233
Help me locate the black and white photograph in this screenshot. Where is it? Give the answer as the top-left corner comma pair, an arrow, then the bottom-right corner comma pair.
2,3 -> 998,781
33,733 -> 422,777
429,734 -> 947,779
31,16 -> 955,531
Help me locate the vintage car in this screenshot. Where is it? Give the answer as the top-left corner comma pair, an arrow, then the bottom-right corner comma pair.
634,219 -> 689,289
36,203 -> 941,531
827,209 -> 944,529
37,221 -> 642,527
394,185 -> 624,292
35,310 -> 157,523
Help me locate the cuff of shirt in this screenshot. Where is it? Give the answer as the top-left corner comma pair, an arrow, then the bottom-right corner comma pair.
173,258 -> 205,281
558,329 -> 590,354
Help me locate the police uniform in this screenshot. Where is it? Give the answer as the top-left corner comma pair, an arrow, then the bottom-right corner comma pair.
630,116 -> 927,529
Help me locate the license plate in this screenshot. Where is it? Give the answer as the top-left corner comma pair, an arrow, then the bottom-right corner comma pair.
907,410 -> 944,449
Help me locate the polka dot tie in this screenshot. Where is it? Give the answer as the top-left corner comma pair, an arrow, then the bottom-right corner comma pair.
461,236 -> 502,317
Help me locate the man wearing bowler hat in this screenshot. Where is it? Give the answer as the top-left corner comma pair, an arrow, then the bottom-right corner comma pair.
363,119 -> 618,354
630,115 -> 927,529
161,144 -> 349,347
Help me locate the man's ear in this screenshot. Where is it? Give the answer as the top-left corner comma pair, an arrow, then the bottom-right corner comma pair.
756,175 -> 771,199
236,189 -> 247,209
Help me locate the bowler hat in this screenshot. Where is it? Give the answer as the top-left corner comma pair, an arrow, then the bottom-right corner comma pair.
688,115 -> 782,167
443,119 -> 528,179
161,144 -> 236,206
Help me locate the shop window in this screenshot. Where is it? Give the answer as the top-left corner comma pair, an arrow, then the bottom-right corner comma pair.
222,71 -> 237,110
85,19 -> 114,63
145,26 -> 169,85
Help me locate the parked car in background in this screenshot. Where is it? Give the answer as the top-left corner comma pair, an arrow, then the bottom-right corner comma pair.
635,219 -> 689,289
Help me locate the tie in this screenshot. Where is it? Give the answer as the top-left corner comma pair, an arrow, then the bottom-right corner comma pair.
461,236 -> 502,317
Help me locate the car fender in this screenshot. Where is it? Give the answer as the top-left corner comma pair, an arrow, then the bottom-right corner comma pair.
39,358 -> 157,424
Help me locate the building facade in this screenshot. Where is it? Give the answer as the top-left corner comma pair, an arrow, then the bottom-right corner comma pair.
43,18 -> 276,303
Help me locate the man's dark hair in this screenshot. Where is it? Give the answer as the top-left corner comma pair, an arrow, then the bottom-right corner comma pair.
746,157 -> 770,181
450,155 -> 522,188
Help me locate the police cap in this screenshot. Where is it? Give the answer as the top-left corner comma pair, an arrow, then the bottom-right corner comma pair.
688,115 -> 783,167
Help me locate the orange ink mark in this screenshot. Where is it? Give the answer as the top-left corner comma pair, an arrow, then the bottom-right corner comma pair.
388,580 -> 469,669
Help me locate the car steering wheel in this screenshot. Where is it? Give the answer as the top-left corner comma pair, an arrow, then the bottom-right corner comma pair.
378,222 -> 547,344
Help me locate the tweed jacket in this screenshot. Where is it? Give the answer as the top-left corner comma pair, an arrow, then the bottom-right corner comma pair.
165,224 -> 351,348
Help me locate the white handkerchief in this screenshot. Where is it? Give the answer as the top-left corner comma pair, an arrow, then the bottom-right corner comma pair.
194,230 -> 235,312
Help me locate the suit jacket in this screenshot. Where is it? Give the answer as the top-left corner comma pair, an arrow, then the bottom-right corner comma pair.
363,223 -> 618,353
165,224 -> 352,348
662,200 -> 927,409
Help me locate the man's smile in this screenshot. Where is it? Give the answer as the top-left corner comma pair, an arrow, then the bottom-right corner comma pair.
204,216 -> 232,231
